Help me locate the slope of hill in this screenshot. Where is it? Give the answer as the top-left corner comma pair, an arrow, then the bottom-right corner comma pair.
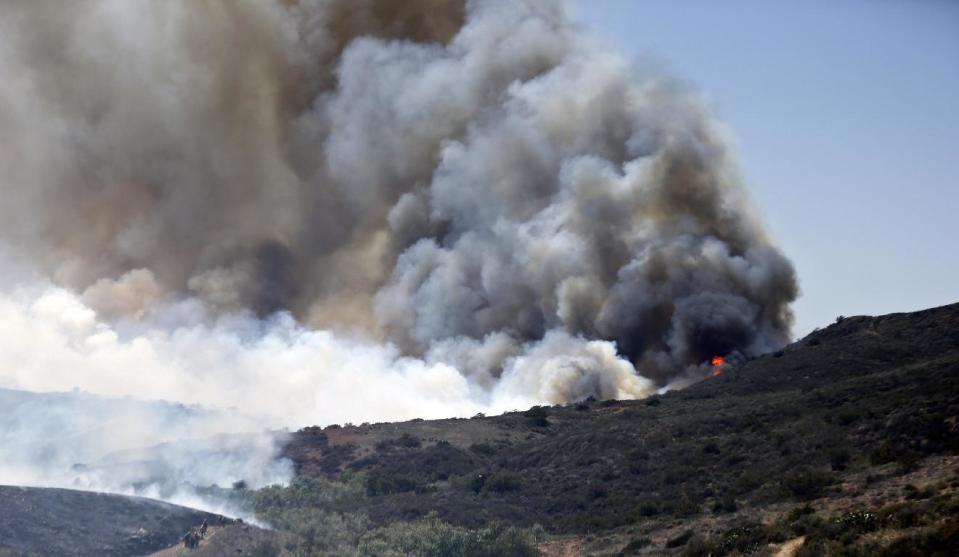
0,486 -> 233,557
2,303 -> 956,556
264,302 -> 959,555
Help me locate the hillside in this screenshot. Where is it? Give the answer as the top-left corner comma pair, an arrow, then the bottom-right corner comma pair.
263,302 -> 959,555
1,303 -> 956,556
0,486 -> 233,557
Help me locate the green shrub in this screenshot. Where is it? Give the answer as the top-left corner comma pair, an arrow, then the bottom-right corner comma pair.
484,472 -> 521,493
249,540 -> 280,557
637,503 -> 659,517
260,507 -> 370,554
832,510 -> 880,538
782,468 -> 832,501
252,476 -> 372,556
356,512 -> 541,557
588,485 -> 608,500
733,470 -> 765,495
367,472 -> 422,496
398,433 -> 422,448
467,473 -> 487,494
711,496 -> 738,514
253,476 -> 363,520
523,406 -> 550,428
868,442 -> 899,465
835,407 -> 862,426
376,433 -> 422,451
713,523 -> 776,555
828,448 -> 851,471
522,406 -> 548,418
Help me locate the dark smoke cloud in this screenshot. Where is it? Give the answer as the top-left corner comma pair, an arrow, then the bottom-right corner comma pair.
0,0 -> 797,405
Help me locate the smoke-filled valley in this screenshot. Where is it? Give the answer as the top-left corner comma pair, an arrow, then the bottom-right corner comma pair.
0,0 -> 802,536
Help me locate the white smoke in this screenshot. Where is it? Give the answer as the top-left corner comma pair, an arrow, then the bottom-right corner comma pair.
0,0 -> 796,509
0,279 -> 646,422
0,272 -> 647,513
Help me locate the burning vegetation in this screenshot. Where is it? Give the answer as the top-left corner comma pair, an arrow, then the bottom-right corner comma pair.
711,356 -> 726,377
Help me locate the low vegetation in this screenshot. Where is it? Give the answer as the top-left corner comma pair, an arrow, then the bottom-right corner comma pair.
249,476 -> 542,556
246,304 -> 959,555
678,488 -> 959,557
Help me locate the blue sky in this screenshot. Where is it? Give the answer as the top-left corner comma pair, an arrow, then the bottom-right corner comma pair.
573,0 -> 959,337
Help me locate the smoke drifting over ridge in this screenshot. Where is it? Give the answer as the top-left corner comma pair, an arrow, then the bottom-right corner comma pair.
0,0 -> 797,420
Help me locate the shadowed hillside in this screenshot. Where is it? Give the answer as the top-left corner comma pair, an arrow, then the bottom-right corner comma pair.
0,486 -> 233,557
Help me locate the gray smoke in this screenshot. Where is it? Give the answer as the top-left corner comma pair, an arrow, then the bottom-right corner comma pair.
0,387 -> 291,521
0,0 -> 797,409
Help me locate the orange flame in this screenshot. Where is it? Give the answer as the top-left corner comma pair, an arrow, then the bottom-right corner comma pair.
710,355 -> 725,377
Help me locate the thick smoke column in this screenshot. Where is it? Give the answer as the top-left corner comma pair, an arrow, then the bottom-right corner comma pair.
0,0 -> 797,412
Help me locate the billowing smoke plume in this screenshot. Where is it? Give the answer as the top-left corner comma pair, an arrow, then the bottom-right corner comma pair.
0,0 -> 797,498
